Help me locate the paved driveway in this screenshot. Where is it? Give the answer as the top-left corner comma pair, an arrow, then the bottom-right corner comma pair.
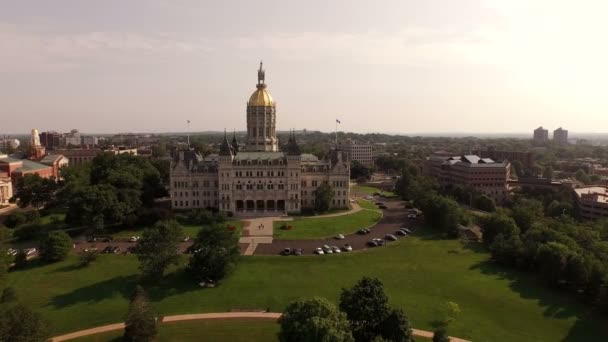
254,198 -> 420,255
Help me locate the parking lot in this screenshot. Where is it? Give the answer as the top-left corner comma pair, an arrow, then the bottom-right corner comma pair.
254,198 -> 420,255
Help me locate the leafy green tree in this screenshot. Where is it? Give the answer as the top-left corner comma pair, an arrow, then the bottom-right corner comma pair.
0,302 -> 49,342
480,211 -> 520,247
187,224 -> 240,282
13,250 -> 28,269
546,200 -> 573,218
490,233 -> 524,267
339,277 -> 390,342
123,285 -> 157,342
476,195 -> 496,212
40,231 -> 72,262
432,328 -> 450,342
380,308 -> 415,342
351,160 -> 372,181
137,220 -> 183,280
12,174 -> 58,208
575,169 -> 591,184
78,250 -> 98,267
512,198 -> 544,233
537,242 -> 572,286
444,301 -> 461,326
279,297 -> 354,342
3,212 -> 27,228
315,183 -> 335,213
542,165 -> 554,179
420,195 -> 463,237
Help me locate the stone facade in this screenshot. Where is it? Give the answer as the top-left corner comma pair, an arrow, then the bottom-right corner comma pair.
170,63 -> 350,215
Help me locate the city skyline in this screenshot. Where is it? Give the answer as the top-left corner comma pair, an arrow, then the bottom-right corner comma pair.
1,0 -> 608,134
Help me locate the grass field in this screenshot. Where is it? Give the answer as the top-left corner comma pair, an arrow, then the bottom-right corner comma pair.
273,209 -> 381,239
7,229 -> 607,342
111,220 -> 243,240
357,198 -> 379,210
70,319 -> 280,342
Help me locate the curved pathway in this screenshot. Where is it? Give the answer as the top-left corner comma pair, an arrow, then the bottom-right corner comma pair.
49,311 -> 470,342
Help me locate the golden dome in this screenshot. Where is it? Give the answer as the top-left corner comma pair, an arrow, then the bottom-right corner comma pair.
248,87 -> 275,107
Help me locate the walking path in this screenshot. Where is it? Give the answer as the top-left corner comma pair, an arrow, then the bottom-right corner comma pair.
49,311 -> 471,342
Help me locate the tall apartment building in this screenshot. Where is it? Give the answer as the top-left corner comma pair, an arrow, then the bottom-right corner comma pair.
39,131 -> 61,149
574,186 -> 608,220
533,126 -> 549,144
426,154 -> 511,204
553,127 -> 569,144
337,140 -> 373,167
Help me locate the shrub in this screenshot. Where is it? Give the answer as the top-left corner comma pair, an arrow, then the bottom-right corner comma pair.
4,212 -> 27,228
13,224 -> 44,241
40,231 -> 72,262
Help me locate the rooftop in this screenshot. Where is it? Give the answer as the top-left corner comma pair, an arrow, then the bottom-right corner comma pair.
574,186 -> 608,204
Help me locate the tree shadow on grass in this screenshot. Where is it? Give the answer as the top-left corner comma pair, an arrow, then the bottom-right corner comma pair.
48,275 -> 139,309
469,260 -> 608,341
146,270 -> 200,302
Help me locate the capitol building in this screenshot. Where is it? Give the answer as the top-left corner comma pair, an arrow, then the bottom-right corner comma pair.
170,63 -> 350,215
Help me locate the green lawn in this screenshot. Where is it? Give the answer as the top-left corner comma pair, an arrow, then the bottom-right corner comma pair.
357,198 -> 379,210
351,185 -> 395,197
273,209 -> 381,239
8,230 -> 606,342
111,220 -> 243,240
70,319 -> 279,342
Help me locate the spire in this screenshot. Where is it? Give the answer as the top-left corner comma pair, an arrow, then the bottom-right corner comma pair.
219,129 -> 233,156
257,60 -> 266,89
286,129 -> 301,156
231,129 -> 239,153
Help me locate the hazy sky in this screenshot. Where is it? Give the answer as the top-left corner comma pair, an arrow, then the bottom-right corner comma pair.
1,0 -> 607,135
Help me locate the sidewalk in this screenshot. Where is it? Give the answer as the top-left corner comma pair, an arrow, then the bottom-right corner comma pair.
50,311 -> 471,342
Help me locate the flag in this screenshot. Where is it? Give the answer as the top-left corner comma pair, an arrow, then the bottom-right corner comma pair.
336,119 -> 341,124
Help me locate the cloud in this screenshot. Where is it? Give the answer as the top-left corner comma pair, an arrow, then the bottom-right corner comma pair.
0,24 -> 213,72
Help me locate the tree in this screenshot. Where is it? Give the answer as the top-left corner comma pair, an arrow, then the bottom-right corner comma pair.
420,195 -> 464,237
542,165 -> 554,179
3,212 -> 27,228
187,224 -> 240,283
547,200 -> 573,218
279,297 -> 354,342
40,231 -> 72,262
351,160 -> 372,181
444,301 -> 461,326
339,277 -> 390,342
0,302 -> 49,342
432,328 -> 450,342
123,285 -> 157,342
315,183 -> 335,213
137,220 -> 183,280
476,195 -> 496,212
512,198 -> 544,233
14,250 -> 28,269
78,249 -> 98,267
490,233 -> 524,267
537,242 -> 572,286
380,308 -> 415,342
575,169 -> 591,184
480,211 -> 520,247
12,174 -> 58,208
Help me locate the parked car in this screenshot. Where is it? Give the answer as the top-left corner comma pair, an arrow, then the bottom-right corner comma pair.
24,248 -> 37,256
292,248 -> 303,256
314,247 -> 325,255
102,246 -> 113,254
281,248 -> 292,256
385,234 -> 398,241
6,248 -> 17,256
367,240 -> 379,247
128,236 -> 140,242
396,230 -> 407,236
379,205 -> 388,209
408,214 -> 417,219
126,246 -> 138,254
343,244 -> 353,252
331,246 -> 341,253
84,247 -> 98,253
373,238 -> 385,246
183,236 -> 190,242
357,229 -> 367,235
322,245 -> 333,254
401,228 -> 413,234
335,234 -> 345,240
111,246 -> 121,254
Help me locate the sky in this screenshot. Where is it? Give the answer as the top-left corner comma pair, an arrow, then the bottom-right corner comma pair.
1,0 -> 607,135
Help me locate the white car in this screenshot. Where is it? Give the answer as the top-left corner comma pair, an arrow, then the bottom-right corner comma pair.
331,246 -> 341,253
24,248 -> 37,256
6,248 -> 17,256
343,244 -> 353,252
335,234 -> 345,240
314,247 -> 325,255
408,214 -> 417,219
322,245 -> 333,254
129,236 -> 140,242
183,236 -> 191,242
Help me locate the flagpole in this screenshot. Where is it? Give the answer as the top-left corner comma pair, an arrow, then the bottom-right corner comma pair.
335,119 -> 338,147
187,120 -> 191,148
